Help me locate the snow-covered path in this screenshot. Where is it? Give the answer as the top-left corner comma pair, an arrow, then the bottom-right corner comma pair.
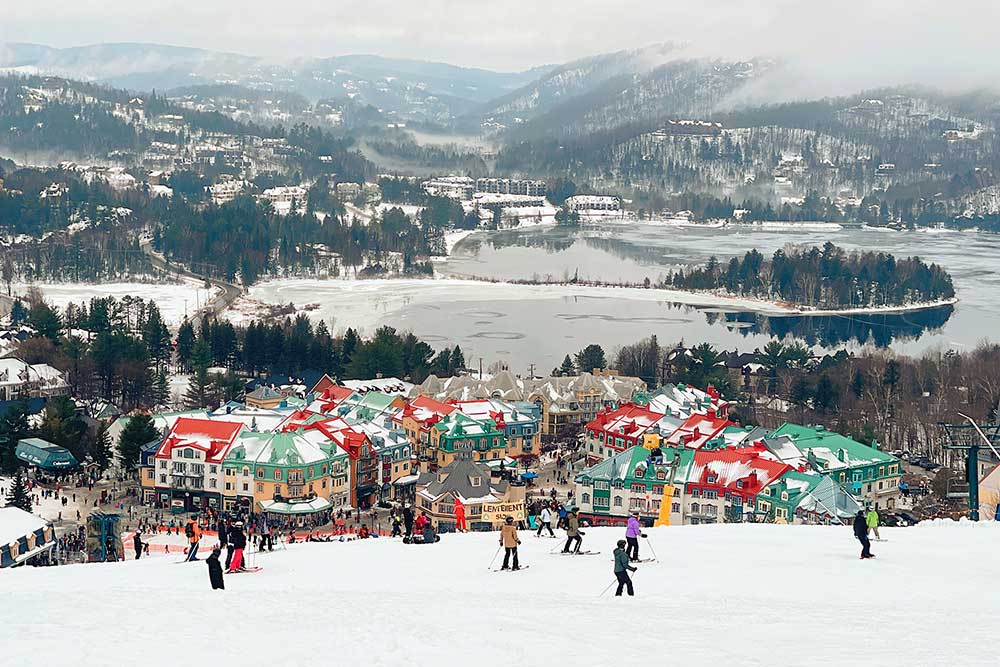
3,523 -> 996,665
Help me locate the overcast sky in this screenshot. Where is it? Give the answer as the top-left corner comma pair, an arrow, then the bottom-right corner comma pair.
4,0 -> 1000,90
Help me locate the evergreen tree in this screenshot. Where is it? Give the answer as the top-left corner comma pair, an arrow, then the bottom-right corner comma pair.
451,345 -> 466,373
28,301 -> 62,341
559,355 -> 576,376
10,299 -> 28,325
92,423 -> 113,471
176,318 -> 195,369
183,337 -> 215,409
575,344 -> 607,372
4,469 -> 32,511
0,402 -> 31,474
117,414 -> 160,472
151,368 -> 170,409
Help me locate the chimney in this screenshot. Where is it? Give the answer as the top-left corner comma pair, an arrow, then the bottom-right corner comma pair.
706,408 -> 717,419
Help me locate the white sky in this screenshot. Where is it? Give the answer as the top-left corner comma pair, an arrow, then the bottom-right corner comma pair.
4,0 -> 1000,92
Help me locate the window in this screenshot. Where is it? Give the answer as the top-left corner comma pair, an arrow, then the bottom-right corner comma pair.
656,470 -> 665,480
613,496 -> 623,507
634,467 -> 645,478
209,465 -> 217,474
582,493 -> 591,504
671,502 -> 680,513
780,491 -> 789,501
243,483 -> 249,492
630,483 -> 645,493
691,489 -> 701,498
652,485 -> 664,495
209,479 -> 216,489
159,460 -> 167,469
257,483 -> 263,492
257,469 -> 264,479
629,498 -> 645,510
736,480 -> 744,489
705,505 -> 718,516
707,474 -> 717,483
594,481 -> 610,491
594,496 -> 610,508
691,502 -> 700,513
273,470 -> 282,481
146,470 -> 153,480
776,507 -> 787,519
225,482 -> 232,491
471,477 -> 482,487
159,474 -> 167,484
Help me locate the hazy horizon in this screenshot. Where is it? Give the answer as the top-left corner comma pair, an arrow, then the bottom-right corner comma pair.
4,0 -> 1000,99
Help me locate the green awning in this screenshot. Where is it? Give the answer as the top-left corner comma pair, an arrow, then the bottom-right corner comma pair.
15,438 -> 79,471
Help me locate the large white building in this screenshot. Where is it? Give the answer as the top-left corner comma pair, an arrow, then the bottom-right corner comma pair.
476,178 -> 546,197
0,358 -> 69,401
422,176 -> 475,200
564,195 -> 621,212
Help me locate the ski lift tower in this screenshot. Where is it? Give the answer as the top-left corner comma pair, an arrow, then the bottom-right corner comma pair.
940,414 -> 1000,521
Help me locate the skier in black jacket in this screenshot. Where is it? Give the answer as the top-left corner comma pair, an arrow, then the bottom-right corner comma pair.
853,510 -> 873,559
228,521 -> 248,572
132,531 -> 143,560
402,504 -> 415,538
207,548 -> 225,590
217,517 -> 229,548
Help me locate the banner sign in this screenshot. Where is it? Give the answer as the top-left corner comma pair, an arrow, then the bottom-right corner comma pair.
481,501 -> 525,523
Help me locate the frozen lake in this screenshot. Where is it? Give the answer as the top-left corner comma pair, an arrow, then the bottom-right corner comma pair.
240,222 -> 999,372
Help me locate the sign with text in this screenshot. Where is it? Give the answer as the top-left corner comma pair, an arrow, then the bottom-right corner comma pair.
481,501 -> 525,523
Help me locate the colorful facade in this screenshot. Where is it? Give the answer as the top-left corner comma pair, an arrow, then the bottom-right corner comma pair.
414,458 -> 526,531
428,412 -> 507,468
766,424 -> 902,510
151,417 -> 244,511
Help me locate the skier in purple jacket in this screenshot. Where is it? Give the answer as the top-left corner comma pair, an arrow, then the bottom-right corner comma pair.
625,511 -> 645,561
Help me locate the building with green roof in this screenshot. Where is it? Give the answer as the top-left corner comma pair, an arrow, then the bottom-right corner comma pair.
15,438 -> 79,471
575,445 -> 695,526
221,429 -> 338,517
757,470 -> 862,524
428,412 -> 506,468
767,423 -> 902,510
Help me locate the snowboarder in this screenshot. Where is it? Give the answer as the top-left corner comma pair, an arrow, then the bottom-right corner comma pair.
853,510 -> 873,559
228,521 -> 247,572
536,505 -> 554,537
625,510 -> 645,561
207,548 -> 225,590
454,498 -> 467,532
184,516 -> 201,561
562,508 -> 583,553
132,530 -> 143,560
613,539 -> 637,596
866,506 -> 881,540
500,516 -> 521,570
403,503 -> 415,538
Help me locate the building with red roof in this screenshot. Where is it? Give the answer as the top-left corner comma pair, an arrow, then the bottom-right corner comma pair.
583,402 -> 666,463
685,448 -> 792,524
662,411 -> 732,450
152,417 -> 244,511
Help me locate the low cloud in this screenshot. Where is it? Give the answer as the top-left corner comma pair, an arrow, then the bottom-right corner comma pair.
4,0 -> 999,97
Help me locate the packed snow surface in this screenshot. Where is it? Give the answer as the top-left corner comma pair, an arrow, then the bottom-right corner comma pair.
12,280 -> 218,325
3,523 -> 997,665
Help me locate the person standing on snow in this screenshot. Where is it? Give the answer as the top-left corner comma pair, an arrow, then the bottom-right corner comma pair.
207,548 -> 225,590
562,508 -> 583,553
184,516 -> 201,561
853,510 -> 874,559
403,503 -> 415,538
536,505 -> 554,537
132,530 -> 143,560
500,516 -> 521,570
625,511 -> 645,561
866,506 -> 881,541
228,520 -> 247,572
454,498 -> 467,532
217,516 -> 229,552
613,539 -> 637,596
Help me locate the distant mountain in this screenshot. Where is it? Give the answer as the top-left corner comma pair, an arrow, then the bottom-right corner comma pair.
468,43 -> 768,138
0,42 -> 552,123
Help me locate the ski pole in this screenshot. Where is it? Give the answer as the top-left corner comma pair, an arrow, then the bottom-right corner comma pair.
599,569 -> 639,598
643,534 -> 659,562
487,545 -> 503,570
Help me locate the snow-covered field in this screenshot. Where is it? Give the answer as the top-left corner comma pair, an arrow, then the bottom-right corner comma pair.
3,523 -> 997,665
12,280 -> 218,325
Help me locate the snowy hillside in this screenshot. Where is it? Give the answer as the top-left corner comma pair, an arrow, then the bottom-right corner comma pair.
3,523 -> 998,665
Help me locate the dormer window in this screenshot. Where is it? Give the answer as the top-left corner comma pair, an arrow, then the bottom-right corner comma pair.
736,480 -> 744,489
471,477 -> 482,488
707,474 -> 717,484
